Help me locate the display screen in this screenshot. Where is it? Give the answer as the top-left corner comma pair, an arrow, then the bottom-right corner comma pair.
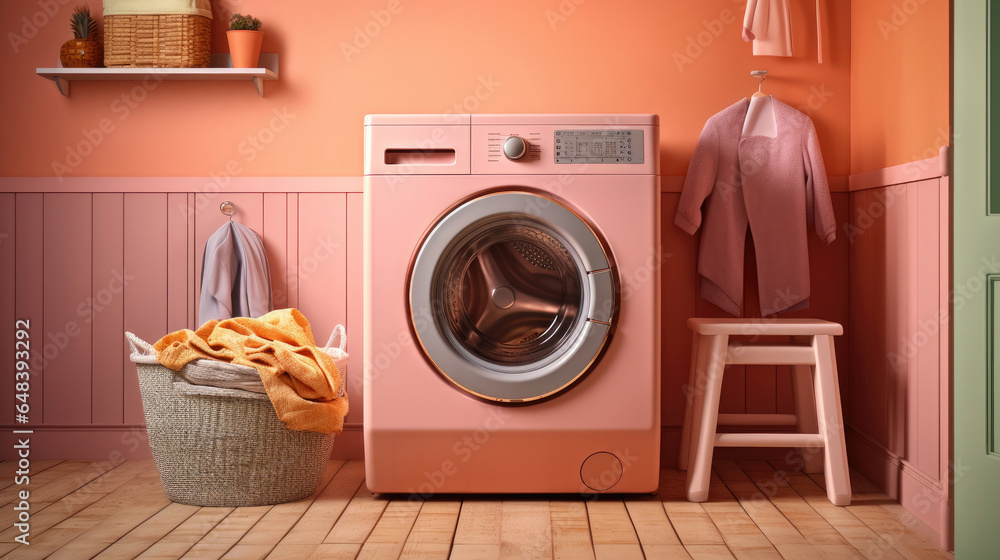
554,130 -> 644,164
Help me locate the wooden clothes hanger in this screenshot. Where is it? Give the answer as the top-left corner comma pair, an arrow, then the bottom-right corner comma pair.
751,70 -> 768,98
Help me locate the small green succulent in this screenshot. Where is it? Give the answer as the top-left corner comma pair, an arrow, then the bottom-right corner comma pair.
70,5 -> 98,40
229,13 -> 262,32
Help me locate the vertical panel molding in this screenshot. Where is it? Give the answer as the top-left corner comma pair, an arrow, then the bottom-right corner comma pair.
987,274 -> 1000,457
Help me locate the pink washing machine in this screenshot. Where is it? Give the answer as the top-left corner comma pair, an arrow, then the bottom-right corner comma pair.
363,114 -> 661,494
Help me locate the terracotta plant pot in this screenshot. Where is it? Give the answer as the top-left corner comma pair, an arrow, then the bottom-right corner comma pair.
227,30 -> 263,68
60,39 -> 102,68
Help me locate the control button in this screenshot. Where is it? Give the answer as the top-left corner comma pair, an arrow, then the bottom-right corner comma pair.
503,136 -> 530,161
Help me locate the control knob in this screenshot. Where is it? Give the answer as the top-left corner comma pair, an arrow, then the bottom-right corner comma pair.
503,136 -> 530,161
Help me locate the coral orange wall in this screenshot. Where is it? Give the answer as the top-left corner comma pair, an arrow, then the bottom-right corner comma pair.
1,0 -> 850,179
850,0 -> 950,174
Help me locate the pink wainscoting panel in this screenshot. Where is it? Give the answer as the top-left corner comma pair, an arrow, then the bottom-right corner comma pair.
745,366 -> 778,414
263,193 -> 289,310
775,365 -> 794,415
186,193 -> 197,330
91,194 -> 125,425
714,233 -> 747,416
0,194 -> 14,425
848,190 -> 868,429
123,194 -> 168,425
784,193 -> 851,412
296,194 -> 348,347
847,176 -> 950,544
15,194 -> 44,424
740,236 -> 775,415
866,187 -> 890,448
346,193 -> 364,426
938,176 -> 952,550
167,193 -> 191,333
885,184 -> 908,457
816,194 -> 851,398
285,194 -> 299,310
660,193 -> 699,430
193,193 -> 264,325
914,179 -> 942,480
43,194 -> 93,425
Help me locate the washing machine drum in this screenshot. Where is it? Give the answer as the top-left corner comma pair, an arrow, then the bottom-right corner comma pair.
409,191 -> 618,402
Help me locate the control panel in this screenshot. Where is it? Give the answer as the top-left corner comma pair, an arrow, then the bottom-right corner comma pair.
472,121 -> 656,174
554,130 -> 644,164
487,131 -> 542,163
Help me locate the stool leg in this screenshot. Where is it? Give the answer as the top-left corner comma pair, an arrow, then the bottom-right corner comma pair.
686,334 -> 728,502
790,336 -> 822,473
678,332 -> 702,471
813,335 -> 852,506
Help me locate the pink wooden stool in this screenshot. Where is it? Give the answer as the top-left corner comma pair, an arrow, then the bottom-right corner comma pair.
677,318 -> 851,506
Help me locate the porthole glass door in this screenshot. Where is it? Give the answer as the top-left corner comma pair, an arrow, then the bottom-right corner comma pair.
409,192 -> 617,402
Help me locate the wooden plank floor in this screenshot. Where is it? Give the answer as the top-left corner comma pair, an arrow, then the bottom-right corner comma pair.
0,460 -> 953,560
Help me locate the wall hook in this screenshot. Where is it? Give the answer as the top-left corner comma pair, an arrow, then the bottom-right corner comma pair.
220,201 -> 235,221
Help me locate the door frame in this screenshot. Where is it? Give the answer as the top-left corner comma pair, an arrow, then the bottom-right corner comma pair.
953,0 -> 1000,555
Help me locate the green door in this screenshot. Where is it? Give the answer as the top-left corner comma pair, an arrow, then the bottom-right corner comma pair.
955,0 -> 1000,555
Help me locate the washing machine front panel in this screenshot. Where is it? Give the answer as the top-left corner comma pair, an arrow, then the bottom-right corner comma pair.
410,191 -> 617,402
364,114 -> 661,494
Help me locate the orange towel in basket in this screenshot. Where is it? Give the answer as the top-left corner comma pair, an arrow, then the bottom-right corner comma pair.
153,308 -> 348,434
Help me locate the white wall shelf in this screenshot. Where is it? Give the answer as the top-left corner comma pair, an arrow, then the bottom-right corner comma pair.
36,53 -> 279,97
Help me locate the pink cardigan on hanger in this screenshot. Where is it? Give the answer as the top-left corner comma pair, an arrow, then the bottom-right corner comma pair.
675,97 -> 836,316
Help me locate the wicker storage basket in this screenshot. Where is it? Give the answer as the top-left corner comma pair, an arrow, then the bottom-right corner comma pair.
104,13 -> 211,68
128,334 -> 335,507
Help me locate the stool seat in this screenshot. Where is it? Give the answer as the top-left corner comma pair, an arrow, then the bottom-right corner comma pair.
679,318 -> 851,506
687,317 -> 843,336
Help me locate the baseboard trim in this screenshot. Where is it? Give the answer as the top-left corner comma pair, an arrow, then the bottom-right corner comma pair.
0,426 -> 151,461
846,427 -> 949,546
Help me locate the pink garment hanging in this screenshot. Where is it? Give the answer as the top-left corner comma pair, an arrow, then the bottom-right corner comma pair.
743,0 -> 824,63
674,98 -> 837,316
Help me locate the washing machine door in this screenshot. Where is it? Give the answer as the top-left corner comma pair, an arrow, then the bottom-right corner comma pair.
409,191 -> 617,402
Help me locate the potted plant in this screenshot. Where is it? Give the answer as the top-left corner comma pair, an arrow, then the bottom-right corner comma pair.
59,5 -> 102,68
227,13 -> 263,69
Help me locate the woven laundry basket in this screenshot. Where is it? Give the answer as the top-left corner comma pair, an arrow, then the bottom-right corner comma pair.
103,13 -> 211,68
127,332 -> 338,507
